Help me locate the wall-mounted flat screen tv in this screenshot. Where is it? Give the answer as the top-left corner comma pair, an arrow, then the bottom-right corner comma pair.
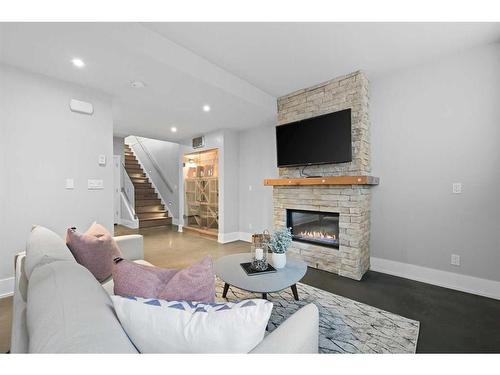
276,108 -> 352,167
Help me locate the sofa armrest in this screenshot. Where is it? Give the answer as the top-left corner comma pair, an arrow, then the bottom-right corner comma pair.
113,235 -> 144,261
250,303 -> 319,353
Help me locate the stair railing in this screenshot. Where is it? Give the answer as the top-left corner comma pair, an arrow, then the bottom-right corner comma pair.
134,136 -> 175,194
121,163 -> 138,220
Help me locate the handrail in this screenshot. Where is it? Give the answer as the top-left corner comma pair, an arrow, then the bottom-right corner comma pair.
133,136 -> 175,194
121,163 -> 138,220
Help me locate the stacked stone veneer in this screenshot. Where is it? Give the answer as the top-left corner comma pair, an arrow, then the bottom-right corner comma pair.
273,71 -> 372,280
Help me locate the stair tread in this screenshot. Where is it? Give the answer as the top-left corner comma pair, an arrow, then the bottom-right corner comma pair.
140,216 -> 171,221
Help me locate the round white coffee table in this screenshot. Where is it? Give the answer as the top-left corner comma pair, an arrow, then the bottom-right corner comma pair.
214,253 -> 307,300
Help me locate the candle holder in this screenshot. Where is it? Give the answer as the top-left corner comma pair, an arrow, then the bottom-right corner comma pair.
250,243 -> 268,271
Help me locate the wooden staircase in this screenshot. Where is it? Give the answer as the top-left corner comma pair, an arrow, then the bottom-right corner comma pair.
124,144 -> 172,228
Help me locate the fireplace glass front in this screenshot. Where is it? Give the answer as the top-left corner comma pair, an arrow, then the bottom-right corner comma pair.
286,209 -> 339,249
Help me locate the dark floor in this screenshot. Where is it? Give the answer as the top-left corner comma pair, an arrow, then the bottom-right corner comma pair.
303,267 -> 500,353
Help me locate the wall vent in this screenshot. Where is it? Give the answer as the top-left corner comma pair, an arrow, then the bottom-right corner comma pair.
192,136 -> 205,149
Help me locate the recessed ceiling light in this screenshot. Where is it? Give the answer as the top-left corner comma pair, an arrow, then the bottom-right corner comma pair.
71,58 -> 85,68
203,105 -> 211,112
131,80 -> 146,89
171,126 -> 177,133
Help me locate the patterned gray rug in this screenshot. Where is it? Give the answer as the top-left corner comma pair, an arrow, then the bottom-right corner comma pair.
215,279 -> 419,353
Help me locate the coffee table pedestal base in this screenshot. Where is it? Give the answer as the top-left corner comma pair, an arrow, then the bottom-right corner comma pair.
222,282 -> 299,301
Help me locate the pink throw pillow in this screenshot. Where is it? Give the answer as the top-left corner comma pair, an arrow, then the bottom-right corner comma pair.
112,256 -> 215,303
66,223 -> 122,282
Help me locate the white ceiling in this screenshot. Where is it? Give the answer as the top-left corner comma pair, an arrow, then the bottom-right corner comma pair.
1,22 -> 499,141
146,23 -> 500,96
0,23 -> 276,141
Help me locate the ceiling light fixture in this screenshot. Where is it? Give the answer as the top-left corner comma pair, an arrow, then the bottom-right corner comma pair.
171,126 -> 177,133
131,80 -> 146,89
71,58 -> 85,68
203,105 -> 211,112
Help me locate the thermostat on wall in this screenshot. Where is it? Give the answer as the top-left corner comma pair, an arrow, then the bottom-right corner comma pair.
69,99 -> 94,115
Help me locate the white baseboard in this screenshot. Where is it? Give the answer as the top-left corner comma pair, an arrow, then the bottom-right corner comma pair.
119,218 -> 139,229
218,232 -> 241,244
370,257 -> 500,301
218,232 -> 253,244
238,232 -> 253,243
0,277 -> 14,299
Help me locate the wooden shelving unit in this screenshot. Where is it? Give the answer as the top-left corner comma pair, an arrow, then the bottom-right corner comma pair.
183,149 -> 219,237
263,175 -> 380,186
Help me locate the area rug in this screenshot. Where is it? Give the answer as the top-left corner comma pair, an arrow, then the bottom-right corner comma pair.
215,279 -> 420,353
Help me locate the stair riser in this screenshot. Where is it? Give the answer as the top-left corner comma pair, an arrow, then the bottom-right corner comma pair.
135,188 -> 154,194
136,205 -> 165,213
139,218 -> 172,228
137,213 -> 168,220
128,173 -> 146,178
135,200 -> 162,206
135,195 -> 158,200
133,183 -> 152,188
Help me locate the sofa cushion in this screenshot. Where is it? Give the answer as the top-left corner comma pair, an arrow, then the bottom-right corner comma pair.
27,261 -> 138,353
66,223 -> 122,282
102,259 -> 154,295
112,296 -> 273,353
25,225 -> 75,279
112,256 -> 215,303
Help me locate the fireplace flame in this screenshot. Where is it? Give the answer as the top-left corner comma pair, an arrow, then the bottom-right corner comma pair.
298,230 -> 336,240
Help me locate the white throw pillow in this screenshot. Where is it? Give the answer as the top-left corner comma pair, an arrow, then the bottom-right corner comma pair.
111,296 -> 273,353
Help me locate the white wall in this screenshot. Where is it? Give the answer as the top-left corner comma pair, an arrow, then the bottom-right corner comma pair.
113,136 -> 125,163
370,43 -> 500,282
238,125 -> 277,235
234,43 -> 500,288
0,64 -> 114,283
222,130 -> 240,235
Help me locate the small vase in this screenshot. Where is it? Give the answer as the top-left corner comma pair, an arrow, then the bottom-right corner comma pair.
272,252 -> 287,269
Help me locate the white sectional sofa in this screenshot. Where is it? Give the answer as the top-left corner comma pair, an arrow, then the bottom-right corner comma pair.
11,228 -> 319,353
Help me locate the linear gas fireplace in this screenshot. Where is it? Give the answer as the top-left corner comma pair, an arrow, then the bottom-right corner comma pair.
286,209 -> 339,249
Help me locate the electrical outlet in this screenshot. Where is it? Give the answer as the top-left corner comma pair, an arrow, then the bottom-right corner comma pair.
248,185 -> 253,191
98,154 -> 106,166
65,178 -> 74,189
88,179 -> 104,190
452,183 -> 462,194
451,254 -> 461,266
249,223 -> 253,230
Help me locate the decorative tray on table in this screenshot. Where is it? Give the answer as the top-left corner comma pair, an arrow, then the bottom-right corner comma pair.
240,262 -> 277,276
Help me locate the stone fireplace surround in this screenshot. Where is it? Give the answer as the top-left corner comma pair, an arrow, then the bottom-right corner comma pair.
270,71 -> 374,281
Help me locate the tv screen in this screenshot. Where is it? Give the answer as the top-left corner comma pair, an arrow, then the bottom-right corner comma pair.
276,108 -> 352,167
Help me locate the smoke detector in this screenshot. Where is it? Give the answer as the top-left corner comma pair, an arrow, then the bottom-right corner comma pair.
130,81 -> 146,89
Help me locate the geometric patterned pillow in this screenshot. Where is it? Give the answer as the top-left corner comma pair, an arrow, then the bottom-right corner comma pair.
111,296 -> 273,353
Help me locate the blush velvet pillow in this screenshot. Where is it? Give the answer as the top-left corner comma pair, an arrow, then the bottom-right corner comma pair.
66,223 -> 122,282
112,256 -> 215,303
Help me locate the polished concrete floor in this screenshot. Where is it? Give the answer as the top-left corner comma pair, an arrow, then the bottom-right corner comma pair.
1,224 -> 499,353
0,297 -> 12,354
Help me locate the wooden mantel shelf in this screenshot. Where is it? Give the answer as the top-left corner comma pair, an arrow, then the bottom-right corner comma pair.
263,175 -> 379,187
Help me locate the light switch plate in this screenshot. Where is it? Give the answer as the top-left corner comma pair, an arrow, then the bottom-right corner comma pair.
451,254 -> 461,266
88,179 -> 104,190
452,183 -> 462,194
98,154 -> 106,166
65,178 -> 74,189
